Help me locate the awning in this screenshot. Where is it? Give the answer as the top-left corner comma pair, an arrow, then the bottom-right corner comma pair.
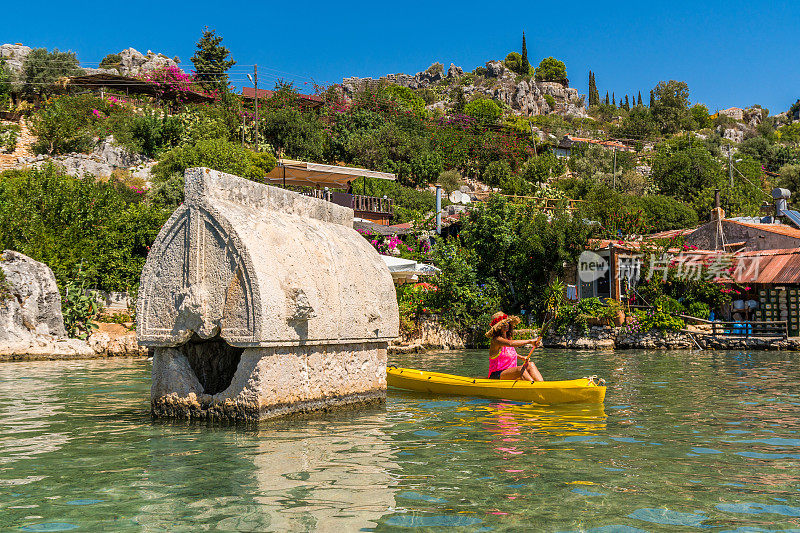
264,159 -> 395,189
380,255 -> 440,284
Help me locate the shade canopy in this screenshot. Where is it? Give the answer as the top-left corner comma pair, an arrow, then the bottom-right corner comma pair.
264,159 -> 396,189
380,255 -> 440,284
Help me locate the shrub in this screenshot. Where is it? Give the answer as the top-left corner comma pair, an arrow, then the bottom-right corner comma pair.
62,270 -> 101,339
464,98 -> 502,125
687,301 -> 710,320
113,109 -> 184,158
381,85 -> 426,115
520,153 -> 564,184
152,138 -> 277,183
99,53 -> 122,70
438,169 -> 463,194
0,165 -> 169,293
30,96 -> 97,154
0,123 -> 20,153
482,160 -> 512,188
544,94 -> 556,110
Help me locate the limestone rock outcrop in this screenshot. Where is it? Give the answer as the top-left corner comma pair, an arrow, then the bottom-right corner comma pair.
116,48 -> 180,76
342,59 -> 586,118
21,136 -> 153,181
0,44 -> 32,77
0,250 -> 93,358
137,167 -> 399,420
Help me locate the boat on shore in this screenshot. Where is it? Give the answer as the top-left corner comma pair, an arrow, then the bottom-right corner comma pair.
387,367 -> 606,405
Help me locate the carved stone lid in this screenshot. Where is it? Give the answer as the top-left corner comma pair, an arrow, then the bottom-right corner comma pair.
137,168 -> 399,347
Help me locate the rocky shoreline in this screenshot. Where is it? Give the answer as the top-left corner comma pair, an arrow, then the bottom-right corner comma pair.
544,325 -> 800,351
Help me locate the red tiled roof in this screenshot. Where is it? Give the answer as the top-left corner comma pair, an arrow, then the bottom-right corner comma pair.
646,228 -> 696,240
241,87 -> 323,106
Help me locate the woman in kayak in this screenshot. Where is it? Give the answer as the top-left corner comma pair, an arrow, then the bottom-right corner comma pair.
486,312 -> 543,381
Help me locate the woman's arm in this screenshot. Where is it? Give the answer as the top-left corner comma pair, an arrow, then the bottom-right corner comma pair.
495,336 -> 540,348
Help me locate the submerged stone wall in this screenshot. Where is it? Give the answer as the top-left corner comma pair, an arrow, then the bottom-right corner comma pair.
137,168 -> 399,421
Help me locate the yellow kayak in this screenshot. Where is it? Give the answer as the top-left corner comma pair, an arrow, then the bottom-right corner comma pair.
387,367 -> 606,405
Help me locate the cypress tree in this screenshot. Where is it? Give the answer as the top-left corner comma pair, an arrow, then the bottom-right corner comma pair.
649,89 -> 655,108
624,95 -> 630,110
612,92 -> 616,106
521,32 -> 530,73
605,91 -> 609,105
637,91 -> 642,106
588,71 -> 600,107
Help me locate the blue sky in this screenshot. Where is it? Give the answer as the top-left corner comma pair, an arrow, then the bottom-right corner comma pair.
3,0 -> 798,113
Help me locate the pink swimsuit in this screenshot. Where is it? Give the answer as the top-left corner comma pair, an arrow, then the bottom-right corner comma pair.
488,345 -> 518,378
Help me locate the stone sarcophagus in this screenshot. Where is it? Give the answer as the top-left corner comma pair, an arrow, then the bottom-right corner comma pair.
137,168 -> 399,420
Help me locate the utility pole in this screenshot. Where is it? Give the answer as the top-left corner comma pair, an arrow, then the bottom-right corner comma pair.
728,146 -> 733,188
612,145 -> 617,189
254,65 -> 259,152
247,66 -> 259,151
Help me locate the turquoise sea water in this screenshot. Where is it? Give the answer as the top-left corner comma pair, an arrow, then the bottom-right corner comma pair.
0,349 -> 799,531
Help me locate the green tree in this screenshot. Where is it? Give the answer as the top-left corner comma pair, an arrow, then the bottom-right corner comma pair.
637,91 -> 642,106
535,57 -> 567,84
520,153 -> 564,183
504,52 -> 530,76
651,80 -> 691,134
23,48 -> 83,97
29,95 -> 96,154
459,195 -> 593,313
521,32 -> 530,74
381,84 -> 426,114
588,71 -> 600,107
690,104 -> 712,130
464,98 -> 502,125
190,27 -> 236,91
651,135 -> 722,204
99,53 -> 122,70
0,60 -> 14,108
779,163 -> 800,195
613,105 -> 657,140
604,91 -> 609,105
649,89 -> 655,108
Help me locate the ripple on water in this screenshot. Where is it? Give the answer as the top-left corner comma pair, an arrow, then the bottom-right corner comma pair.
396,491 -> 447,503
716,502 -> 800,517
736,451 -> 800,459
20,524 -> 79,532
382,514 -> 482,527
691,447 -> 723,454
627,508 -> 709,527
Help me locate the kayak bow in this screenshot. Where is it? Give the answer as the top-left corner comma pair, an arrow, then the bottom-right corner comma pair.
387,367 -> 606,405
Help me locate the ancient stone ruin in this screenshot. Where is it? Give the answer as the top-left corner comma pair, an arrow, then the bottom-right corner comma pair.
137,167 -> 399,420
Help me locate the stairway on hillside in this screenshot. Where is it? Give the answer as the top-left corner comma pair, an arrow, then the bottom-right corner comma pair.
0,120 -> 35,172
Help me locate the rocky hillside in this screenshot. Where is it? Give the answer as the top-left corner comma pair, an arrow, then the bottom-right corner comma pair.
0,44 -> 180,78
343,60 -> 587,119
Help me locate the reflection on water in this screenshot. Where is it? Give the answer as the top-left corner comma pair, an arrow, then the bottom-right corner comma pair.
0,350 -> 798,531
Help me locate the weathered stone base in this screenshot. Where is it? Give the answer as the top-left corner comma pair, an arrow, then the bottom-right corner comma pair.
152,389 -> 385,422
151,341 -> 388,421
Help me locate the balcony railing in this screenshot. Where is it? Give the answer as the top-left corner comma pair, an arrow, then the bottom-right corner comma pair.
303,190 -> 394,216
